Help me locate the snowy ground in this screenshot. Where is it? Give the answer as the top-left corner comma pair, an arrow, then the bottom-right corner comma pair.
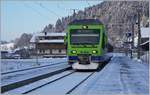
1,63 -> 69,86
3,71 -> 74,94
1,58 -> 67,73
1,53 -> 149,95
72,55 -> 149,95
27,72 -> 93,95
1,58 -> 68,86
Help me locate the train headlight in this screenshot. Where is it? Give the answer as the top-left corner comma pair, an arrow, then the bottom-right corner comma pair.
82,25 -> 88,29
72,50 -> 77,54
92,50 -> 97,54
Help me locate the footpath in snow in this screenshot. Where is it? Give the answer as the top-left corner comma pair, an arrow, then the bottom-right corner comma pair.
73,55 -> 149,95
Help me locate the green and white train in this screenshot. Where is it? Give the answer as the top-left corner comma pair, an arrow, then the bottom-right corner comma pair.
64,19 -> 108,70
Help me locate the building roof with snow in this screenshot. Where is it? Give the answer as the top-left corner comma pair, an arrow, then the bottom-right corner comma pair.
141,27 -> 150,38
140,27 -> 149,50
30,32 -> 66,43
0,43 -> 14,52
34,32 -> 66,37
134,27 -> 150,47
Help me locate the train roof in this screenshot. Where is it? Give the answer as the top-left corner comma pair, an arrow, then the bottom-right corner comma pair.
68,19 -> 103,25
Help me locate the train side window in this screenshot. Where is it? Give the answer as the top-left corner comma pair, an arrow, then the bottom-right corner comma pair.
102,33 -> 105,49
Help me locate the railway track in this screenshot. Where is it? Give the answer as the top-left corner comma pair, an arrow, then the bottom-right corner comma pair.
66,72 -> 95,94
1,66 -> 71,93
22,71 -> 75,94
21,72 -> 95,95
1,61 -> 66,75
2,56 -> 112,94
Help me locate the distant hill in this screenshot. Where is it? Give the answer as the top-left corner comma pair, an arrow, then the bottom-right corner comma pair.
42,1 -> 149,47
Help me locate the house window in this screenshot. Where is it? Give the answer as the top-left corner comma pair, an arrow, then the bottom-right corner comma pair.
40,50 -> 45,54
61,49 -> 66,54
45,49 -> 50,54
37,50 -> 40,54
59,49 -> 61,53
39,49 -> 42,54
52,49 -> 59,54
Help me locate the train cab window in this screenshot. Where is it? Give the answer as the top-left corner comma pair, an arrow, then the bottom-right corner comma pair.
70,29 -> 100,45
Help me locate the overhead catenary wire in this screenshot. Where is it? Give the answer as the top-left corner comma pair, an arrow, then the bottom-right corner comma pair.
56,2 -> 71,16
23,3 -> 50,20
34,2 -> 61,18
57,1 -> 88,17
57,1 -> 68,11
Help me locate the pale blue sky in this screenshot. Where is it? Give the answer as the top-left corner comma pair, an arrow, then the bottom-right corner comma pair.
1,0 -> 102,41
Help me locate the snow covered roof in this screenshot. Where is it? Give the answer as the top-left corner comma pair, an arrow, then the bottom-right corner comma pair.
141,27 -> 150,38
30,32 -> 66,43
0,43 -> 14,51
140,40 -> 149,46
35,32 -> 66,37
30,37 -> 35,43
38,39 -> 64,43
134,27 -> 150,47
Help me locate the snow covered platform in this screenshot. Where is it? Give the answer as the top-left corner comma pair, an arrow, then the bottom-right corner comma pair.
72,54 -> 149,95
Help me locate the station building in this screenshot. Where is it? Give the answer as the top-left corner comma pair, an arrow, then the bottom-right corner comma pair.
135,27 -> 150,64
140,27 -> 149,51
30,32 -> 66,58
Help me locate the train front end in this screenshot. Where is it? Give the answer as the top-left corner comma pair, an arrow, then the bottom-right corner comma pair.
66,19 -> 106,70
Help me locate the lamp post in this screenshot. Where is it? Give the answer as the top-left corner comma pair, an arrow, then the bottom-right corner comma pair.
131,23 -> 134,59
125,32 -> 132,57
137,12 -> 141,59
132,5 -> 142,59
129,15 -> 135,59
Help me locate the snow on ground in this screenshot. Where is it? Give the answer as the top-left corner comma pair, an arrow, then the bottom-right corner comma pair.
3,71 -> 73,94
1,63 -> 69,86
2,71 -> 92,95
1,58 -> 68,86
1,53 -> 149,95
1,58 -> 67,73
72,54 -> 149,95
28,72 -> 92,95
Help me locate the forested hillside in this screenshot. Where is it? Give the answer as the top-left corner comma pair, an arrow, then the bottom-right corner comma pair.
42,1 -> 149,46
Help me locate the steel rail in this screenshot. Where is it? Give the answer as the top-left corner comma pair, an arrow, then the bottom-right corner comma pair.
22,71 -> 75,94
66,72 -> 95,94
1,67 -> 71,93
